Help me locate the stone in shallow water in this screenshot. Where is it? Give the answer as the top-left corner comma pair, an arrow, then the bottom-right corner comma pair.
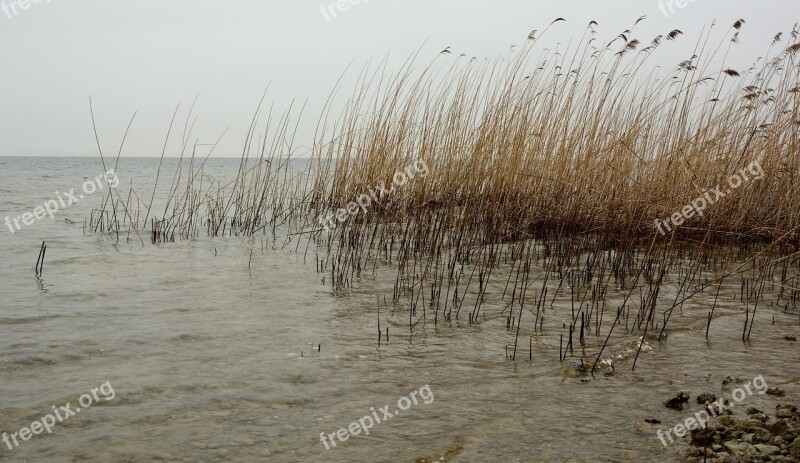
753,443 -> 780,455
722,376 -> 746,386
697,392 -> 717,405
776,404 -> 798,419
789,438 -> 800,459
722,440 -> 757,460
767,386 -> 787,397
709,451 -> 736,463
765,419 -> 789,435
665,391 -> 690,409
690,426 -> 718,447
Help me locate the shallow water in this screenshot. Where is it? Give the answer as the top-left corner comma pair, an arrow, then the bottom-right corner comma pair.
1,157 -> 798,462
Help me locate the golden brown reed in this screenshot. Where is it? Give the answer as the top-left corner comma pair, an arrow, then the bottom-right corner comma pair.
312,18 -> 800,244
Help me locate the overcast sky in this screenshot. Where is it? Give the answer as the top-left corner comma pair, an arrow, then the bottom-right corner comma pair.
0,0 -> 797,157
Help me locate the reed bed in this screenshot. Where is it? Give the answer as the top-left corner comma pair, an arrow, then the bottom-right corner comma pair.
87,18 -> 800,370
311,19 -> 800,243
307,18 -> 800,370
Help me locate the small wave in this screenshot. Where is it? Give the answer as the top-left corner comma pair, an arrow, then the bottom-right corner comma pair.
169,333 -> 216,342
0,314 -> 62,325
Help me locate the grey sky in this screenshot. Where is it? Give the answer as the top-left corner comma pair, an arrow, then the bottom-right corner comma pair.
0,0 -> 797,157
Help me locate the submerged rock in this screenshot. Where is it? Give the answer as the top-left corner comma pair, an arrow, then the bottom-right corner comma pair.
698,392 -> 718,405
722,376 -> 747,386
768,387 -> 788,397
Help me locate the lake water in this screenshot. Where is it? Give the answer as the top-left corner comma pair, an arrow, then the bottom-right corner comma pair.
1,156 -> 797,462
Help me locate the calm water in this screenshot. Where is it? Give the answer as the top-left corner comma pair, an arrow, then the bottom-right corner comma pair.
0,157 -> 797,462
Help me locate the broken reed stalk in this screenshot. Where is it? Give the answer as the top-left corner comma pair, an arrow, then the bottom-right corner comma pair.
34,241 -> 46,277
377,294 -> 381,346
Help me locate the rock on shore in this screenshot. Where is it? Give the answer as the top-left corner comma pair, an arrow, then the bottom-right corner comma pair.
684,404 -> 799,462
